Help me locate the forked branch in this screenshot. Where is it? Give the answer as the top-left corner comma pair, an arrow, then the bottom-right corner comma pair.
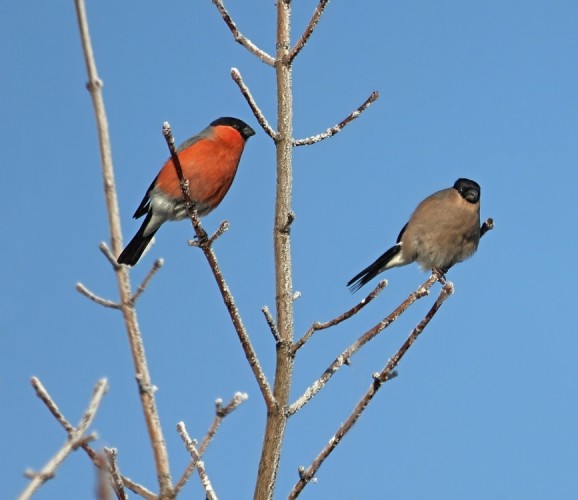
174,392 -> 248,495
289,282 -> 455,498
20,378 -> 108,499
29,377 -> 155,498
289,273 -> 439,416
162,123 -> 274,410
177,423 -> 218,500
74,0 -> 173,494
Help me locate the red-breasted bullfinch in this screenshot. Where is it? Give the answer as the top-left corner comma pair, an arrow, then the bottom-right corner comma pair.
347,178 -> 481,291
117,117 -> 255,266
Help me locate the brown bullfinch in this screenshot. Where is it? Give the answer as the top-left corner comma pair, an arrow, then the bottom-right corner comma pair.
117,117 -> 255,266
347,178 -> 481,292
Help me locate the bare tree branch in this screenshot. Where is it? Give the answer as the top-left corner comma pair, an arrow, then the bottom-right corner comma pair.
292,280 -> 387,353
199,392 -> 248,454
76,283 -> 120,309
74,2 -> 121,257
31,377 -> 77,433
188,221 -> 230,247
254,2 -> 296,496
73,0 -> 173,495
231,68 -> 278,141
287,0 -> 330,64
31,377 -> 156,498
130,259 -> 164,304
293,91 -> 379,146
162,122 -> 275,410
288,274 -> 440,416
177,423 -> 218,500
262,305 -> 281,343
289,282 -> 454,498
77,380 -> 109,430
22,434 -> 98,496
104,448 -> 128,500
212,0 -> 275,66
99,242 -> 119,268
174,392 -> 248,495
20,378 -> 108,499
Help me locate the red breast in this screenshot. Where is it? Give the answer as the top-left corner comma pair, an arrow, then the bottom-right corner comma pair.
155,125 -> 248,208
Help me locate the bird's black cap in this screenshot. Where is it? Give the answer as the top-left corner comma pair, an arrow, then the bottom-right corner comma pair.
211,117 -> 256,140
454,178 -> 481,203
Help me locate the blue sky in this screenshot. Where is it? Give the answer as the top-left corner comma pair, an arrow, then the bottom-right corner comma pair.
3,1 -> 578,498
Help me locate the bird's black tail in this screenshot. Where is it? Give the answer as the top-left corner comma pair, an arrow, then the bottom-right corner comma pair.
117,213 -> 158,267
347,245 -> 401,292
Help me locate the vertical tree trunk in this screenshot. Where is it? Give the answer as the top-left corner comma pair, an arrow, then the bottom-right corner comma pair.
254,1 -> 294,499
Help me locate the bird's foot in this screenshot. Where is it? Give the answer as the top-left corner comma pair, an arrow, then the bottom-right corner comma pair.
432,267 -> 448,284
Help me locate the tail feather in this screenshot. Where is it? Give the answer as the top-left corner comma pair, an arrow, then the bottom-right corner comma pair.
347,244 -> 402,292
117,214 -> 158,266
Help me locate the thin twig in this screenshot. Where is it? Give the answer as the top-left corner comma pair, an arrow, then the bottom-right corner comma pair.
212,0 -> 275,66
209,220 -> 230,244
78,380 -> 109,429
292,280 -> 387,353
20,379 -> 108,499
288,282 -> 454,498
21,434 -> 98,498
31,377 -> 77,433
286,0 -> 330,64
99,242 -> 119,268
262,305 -> 281,343
130,259 -> 164,304
76,283 -> 120,309
188,221 -> 230,247
288,274 -> 439,416
231,68 -> 278,141
162,123 -> 275,410
177,423 -> 218,500
199,392 -> 248,454
104,448 -> 128,500
74,0 -> 173,495
161,122 -> 197,217
31,378 -> 155,499
293,91 -> 379,146
174,392 -> 248,495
